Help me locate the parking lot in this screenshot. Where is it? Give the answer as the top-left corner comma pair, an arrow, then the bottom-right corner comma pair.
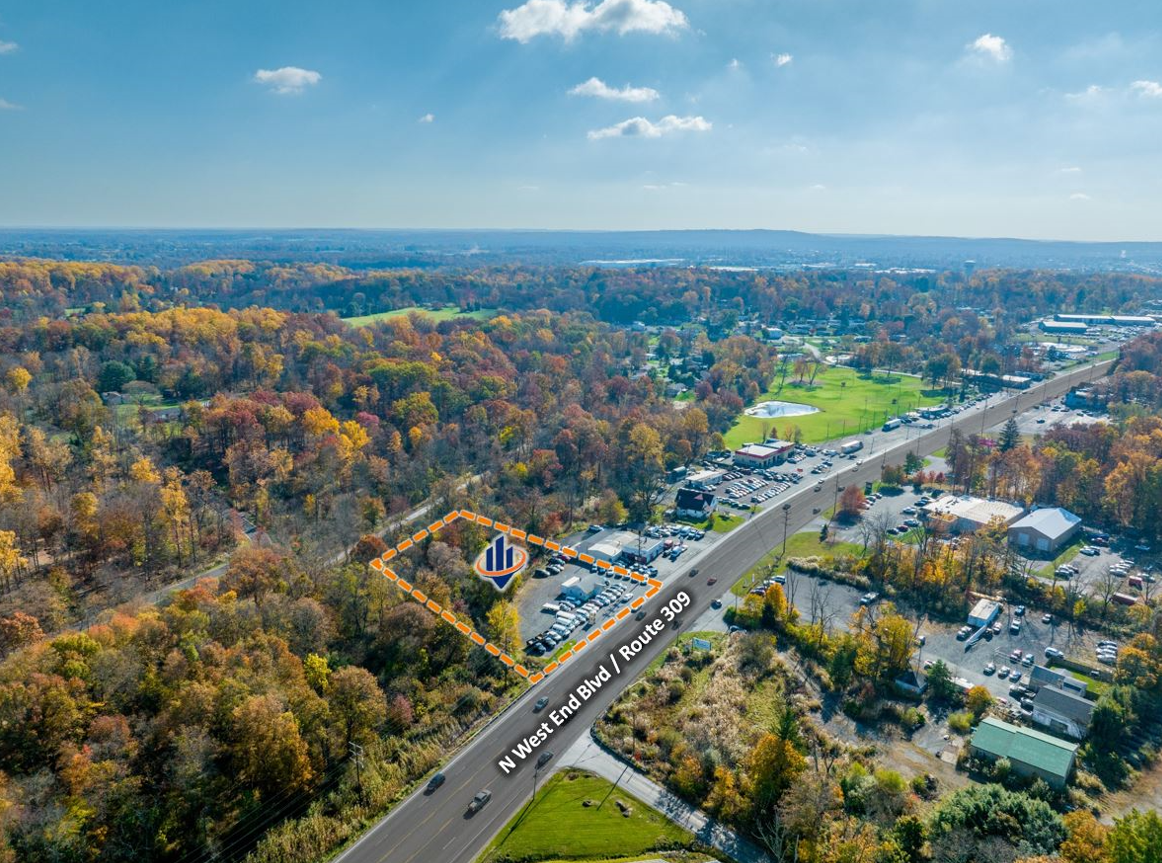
514,521 -> 720,650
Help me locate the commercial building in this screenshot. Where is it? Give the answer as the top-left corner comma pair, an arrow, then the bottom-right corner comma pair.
1054,313 -> 1157,328
1031,686 -> 1095,740
685,470 -> 720,491
968,599 -> 1001,628
969,717 -> 1078,789
1039,320 -> 1089,335
560,575 -> 599,603
675,488 -> 717,520
1009,507 -> 1083,556
925,495 -> 1025,534
963,370 -> 1033,390
1065,387 -> 1105,410
733,442 -> 793,469
589,530 -> 666,565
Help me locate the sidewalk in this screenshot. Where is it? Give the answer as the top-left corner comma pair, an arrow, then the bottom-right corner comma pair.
557,732 -> 771,863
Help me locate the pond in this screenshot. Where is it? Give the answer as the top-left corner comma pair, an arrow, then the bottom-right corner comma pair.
744,400 -> 820,419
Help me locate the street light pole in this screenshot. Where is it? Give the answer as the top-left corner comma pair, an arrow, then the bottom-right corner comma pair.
782,502 -> 792,555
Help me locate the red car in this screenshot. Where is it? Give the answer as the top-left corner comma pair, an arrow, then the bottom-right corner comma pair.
707,577 -> 718,585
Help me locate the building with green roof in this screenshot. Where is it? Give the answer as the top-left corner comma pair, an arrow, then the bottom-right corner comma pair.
968,716 -> 1077,789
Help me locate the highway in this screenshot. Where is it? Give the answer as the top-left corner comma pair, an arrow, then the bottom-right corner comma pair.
334,358 -> 1113,863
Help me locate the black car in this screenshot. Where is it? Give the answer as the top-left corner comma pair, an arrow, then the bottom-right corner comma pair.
467,790 -> 492,813
536,751 -> 554,769
425,772 -> 446,793
534,696 -> 549,713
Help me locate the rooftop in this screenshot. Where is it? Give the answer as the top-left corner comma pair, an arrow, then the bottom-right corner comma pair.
1033,686 -> 1095,726
970,717 -> 1077,779
735,443 -> 784,458
928,495 -> 1024,527
1010,507 -> 1082,540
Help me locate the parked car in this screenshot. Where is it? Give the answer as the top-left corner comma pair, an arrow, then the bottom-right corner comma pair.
983,661 -> 996,675
1044,647 -> 1064,660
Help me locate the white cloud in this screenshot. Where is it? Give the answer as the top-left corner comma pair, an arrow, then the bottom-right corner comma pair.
587,114 -> 710,139
498,0 -> 688,43
1065,84 -> 1107,102
1131,80 -> 1162,98
809,183 -> 826,191
727,58 -> 741,71
642,181 -> 686,190
1057,166 -> 1083,174
253,66 -> 321,95
569,76 -> 659,102
772,53 -> 793,67
418,113 -> 435,123
0,40 -> 17,54
0,98 -> 22,111
967,33 -> 1012,63
1070,192 -> 1091,201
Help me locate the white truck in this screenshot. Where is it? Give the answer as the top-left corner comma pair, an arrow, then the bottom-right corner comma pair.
840,439 -> 864,455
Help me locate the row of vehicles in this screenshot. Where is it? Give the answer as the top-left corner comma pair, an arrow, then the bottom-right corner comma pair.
528,582 -> 635,656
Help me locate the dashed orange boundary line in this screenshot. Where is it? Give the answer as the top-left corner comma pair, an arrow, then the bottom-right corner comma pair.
369,509 -> 663,685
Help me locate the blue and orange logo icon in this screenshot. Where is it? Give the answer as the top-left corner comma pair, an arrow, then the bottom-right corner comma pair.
474,534 -> 528,592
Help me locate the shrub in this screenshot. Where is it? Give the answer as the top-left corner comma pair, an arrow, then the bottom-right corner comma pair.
948,711 -> 974,734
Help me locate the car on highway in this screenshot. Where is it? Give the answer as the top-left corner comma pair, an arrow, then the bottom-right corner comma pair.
467,790 -> 492,813
535,751 -> 554,769
707,576 -> 718,585
425,772 -> 446,793
534,696 -> 549,713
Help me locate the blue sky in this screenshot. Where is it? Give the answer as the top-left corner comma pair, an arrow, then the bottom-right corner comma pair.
0,0 -> 1160,239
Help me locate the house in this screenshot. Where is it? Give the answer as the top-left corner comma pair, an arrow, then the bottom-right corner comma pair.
675,488 -> 716,520
1031,686 -> 1095,740
925,496 -> 1024,534
666,382 -> 688,398
1028,665 -> 1088,697
969,717 -> 1078,789
1009,507 -> 1083,556
733,442 -> 793,469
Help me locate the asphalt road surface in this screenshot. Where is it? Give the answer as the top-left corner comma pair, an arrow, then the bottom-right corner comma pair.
334,358 -> 1112,863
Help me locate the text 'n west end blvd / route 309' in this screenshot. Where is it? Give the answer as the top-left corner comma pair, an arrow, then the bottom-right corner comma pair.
370,509 -> 665,685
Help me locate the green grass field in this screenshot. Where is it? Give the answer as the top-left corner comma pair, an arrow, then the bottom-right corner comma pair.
480,771 -> 694,863
723,366 -> 943,448
730,530 -> 862,596
342,306 -> 495,327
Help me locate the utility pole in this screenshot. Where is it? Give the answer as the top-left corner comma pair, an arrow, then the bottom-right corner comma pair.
349,742 -> 365,797
781,502 -> 792,555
